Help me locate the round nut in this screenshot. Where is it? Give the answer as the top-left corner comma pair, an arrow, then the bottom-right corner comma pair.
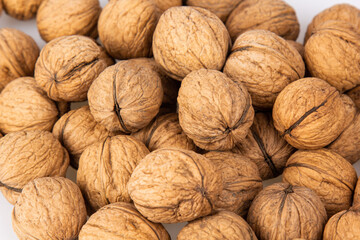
2,0 -> 43,20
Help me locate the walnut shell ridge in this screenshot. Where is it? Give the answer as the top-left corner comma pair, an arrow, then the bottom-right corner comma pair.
2,0 -> 43,20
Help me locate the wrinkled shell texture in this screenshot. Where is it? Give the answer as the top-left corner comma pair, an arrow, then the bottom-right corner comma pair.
0,28 -> 39,92
178,69 -> 254,151
247,183 -> 327,240
77,135 -> 149,213
0,77 -> 58,134
88,60 -> 163,133
226,0 -> 300,42
204,151 -> 262,216
2,0 -> 43,20
283,149 -> 358,216
234,112 -> 295,180
273,78 -> 348,149
12,177 -> 87,240
287,40 -> 305,58
178,211 -> 257,240
154,0 -> 182,12
128,148 -> 223,223
79,202 -> 170,240
99,0 -> 161,59
354,179 -> 360,206
153,6 -> 230,80
35,35 -> 114,102
347,85 -> 360,109
36,0 -> 101,42
224,30 -> 305,109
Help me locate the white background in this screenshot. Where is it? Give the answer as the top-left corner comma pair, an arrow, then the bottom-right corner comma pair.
1,0 -> 360,239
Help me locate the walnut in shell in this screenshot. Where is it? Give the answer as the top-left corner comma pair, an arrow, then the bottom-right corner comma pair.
128,148 -> 223,223
12,177 -> 86,240
287,40 -> 305,58
154,0 -> 181,12
35,35 -> 114,102
283,149 -> 358,216
79,202 -> 170,240
224,30 -> 305,109
0,28 -> 39,92
2,0 -> 43,20
153,6 -> 230,80
247,183 -> 327,240
347,85 -> 360,109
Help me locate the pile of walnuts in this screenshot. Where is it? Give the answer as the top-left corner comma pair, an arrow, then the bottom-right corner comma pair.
1,0 -> 360,239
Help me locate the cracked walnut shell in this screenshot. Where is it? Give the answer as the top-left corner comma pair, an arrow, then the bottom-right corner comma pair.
2,0 -> 43,20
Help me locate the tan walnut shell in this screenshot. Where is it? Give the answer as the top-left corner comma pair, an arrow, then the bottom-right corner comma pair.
154,0 -> 182,12
178,69 -> 254,151
2,0 -> 43,20
283,149 -> 358,217
36,0 -> 101,42
0,28 -> 39,92
204,151 -> 262,217
354,178 -> 360,206
79,202 -> 170,240
226,0 -> 300,42
153,6 -> 231,80
0,77 -> 58,134
128,148 -> 223,223
287,40 -> 305,58
224,30 -> 305,109
247,182 -> 327,240
88,60 -> 163,133
347,85 -> 360,109
35,35 -> 114,102
178,211 -> 258,240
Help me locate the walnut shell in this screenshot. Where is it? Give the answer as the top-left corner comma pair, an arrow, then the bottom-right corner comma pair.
154,0 -> 182,12
178,211 -> 257,240
346,85 -> 360,109
0,77 -> 58,134
34,35 -> 114,102
36,0 -> 101,42
283,149 -> 358,216
226,0 -> 300,42
88,60 -> 163,133
273,78 -> 348,149
354,179 -> 360,206
204,151 -> 262,216
153,6 -> 230,80
128,148 -> 223,223
12,177 -> 87,240
0,28 -> 39,92
79,202 -> 170,240
2,0 -> 43,20
178,69 -> 254,151
224,30 -> 305,109
247,183 -> 327,240
287,40 -> 305,58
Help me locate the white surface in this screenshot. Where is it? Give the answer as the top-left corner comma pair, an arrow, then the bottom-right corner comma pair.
1,0 -> 360,239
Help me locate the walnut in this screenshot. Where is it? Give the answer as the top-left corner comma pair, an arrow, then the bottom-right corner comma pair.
178,211 -> 257,240
287,40 -> 305,58
346,85 -> 360,109
0,28 -> 39,92
178,69 -> 254,151
12,177 -> 87,240
127,148 -> 223,223
2,0 -> 43,20
36,0 -> 101,42
153,6 -> 231,80
247,183 -> 327,240
52,105 -> 112,169
79,202 -> 170,240
88,60 -> 163,133
226,0 -> 300,42
283,149 -> 358,216
0,77 -> 58,134
34,35 -> 114,102
154,0 -> 181,12
354,179 -> 360,206
224,30 -> 305,109
204,151 -> 262,217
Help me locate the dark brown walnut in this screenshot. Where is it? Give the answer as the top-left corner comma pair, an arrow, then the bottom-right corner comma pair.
128,148 -> 223,223
233,112 -> 295,180
204,151 -> 262,217
0,77 -> 58,134
52,106 -> 112,169
0,28 -> 39,92
79,202 -> 170,240
178,211 -> 257,240
287,40 -> 305,58
178,69 -> 254,151
35,35 -> 114,102
247,183 -> 327,240
12,177 -> 87,240
88,60 -> 163,133
2,0 -> 43,20
153,6 -> 231,80
283,149 -> 358,216
36,0 -> 101,42
273,78 -> 349,149
347,85 -> 360,109
224,30 -> 305,109
226,0 -> 299,42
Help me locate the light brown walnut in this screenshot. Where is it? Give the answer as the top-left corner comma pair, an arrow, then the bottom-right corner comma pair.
154,0 -> 181,12
2,0 -> 43,20
287,40 -> 305,58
